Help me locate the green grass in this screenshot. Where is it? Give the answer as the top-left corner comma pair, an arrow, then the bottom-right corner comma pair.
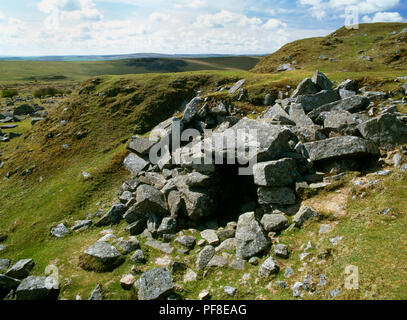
253,22 -> 407,74
0,56 -> 260,84
0,67 -> 407,300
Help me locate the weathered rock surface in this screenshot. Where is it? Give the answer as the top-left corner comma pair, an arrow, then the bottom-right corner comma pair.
236,212 -> 271,260
6,259 -> 35,280
253,158 -> 300,187
261,214 -> 289,232
136,267 -> 174,300
15,276 -> 59,300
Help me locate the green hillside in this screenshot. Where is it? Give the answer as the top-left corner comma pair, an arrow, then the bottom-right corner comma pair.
252,23 -> 407,73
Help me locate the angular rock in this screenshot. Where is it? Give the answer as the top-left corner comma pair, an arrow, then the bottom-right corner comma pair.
83,241 -> 122,266
128,136 -> 157,156
337,79 -> 358,92
274,244 -> 290,258
210,102 -> 228,116
14,104 -> 34,116
131,249 -> 146,263
157,217 -> 177,235
235,212 -> 271,260
125,219 -> 147,235
15,276 -> 59,300
120,274 -> 135,290
145,239 -> 174,254
262,104 -> 290,120
302,136 -> 379,162
50,224 -> 69,238
308,95 -> 370,121
291,78 -> 318,98
6,259 -> 35,280
174,235 -> 196,250
293,206 -> 320,227
258,257 -> 280,277
186,172 -> 212,187
89,283 -> 104,300
253,158 -> 299,187
136,267 -> 174,300
357,114 -> 407,149
95,203 -> 126,227
123,153 -> 149,175
312,70 -> 333,91
207,255 -> 228,268
184,269 -> 197,283
182,97 -> 203,123
257,187 -> 296,205
196,245 -> 215,270
261,214 -> 288,233
200,229 -> 219,246
71,220 -> 93,231
229,79 -> 246,95
0,259 -> 11,272
295,90 -> 341,113
215,238 -> 236,253
124,185 -> 168,223
115,237 -> 140,254
180,188 -> 215,221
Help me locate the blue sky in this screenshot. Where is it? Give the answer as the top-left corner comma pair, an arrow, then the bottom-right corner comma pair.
0,0 -> 406,56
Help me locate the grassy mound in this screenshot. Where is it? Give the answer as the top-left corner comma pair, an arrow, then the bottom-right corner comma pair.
252,23 -> 407,74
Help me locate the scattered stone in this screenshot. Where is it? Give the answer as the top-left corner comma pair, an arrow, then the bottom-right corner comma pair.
207,255 -> 228,268
196,245 -> 215,270
174,235 -> 196,250
319,224 -> 332,236
329,236 -> 343,246
258,187 -> 296,205
115,237 -> 140,254
15,276 -> 59,300
235,212 -> 271,260
0,274 -> 20,299
292,282 -> 303,298
224,286 -> 237,296
253,158 -> 299,187
6,259 -> 35,280
258,257 -> 280,277
145,240 -> 174,254
274,244 -> 290,259
120,274 -> 135,290
184,269 -> 197,283
136,267 -> 174,300
284,267 -> 294,278
50,224 -> 69,238
71,220 -> 93,231
200,229 -> 219,246
261,214 -> 288,233
80,241 -> 123,272
198,289 -> 211,300
330,289 -> 341,298
123,153 -> 149,175
131,249 -> 146,263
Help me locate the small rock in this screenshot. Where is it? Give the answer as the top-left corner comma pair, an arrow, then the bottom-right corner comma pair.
318,224 -> 332,236
184,269 -> 198,283
284,266 -> 294,278
196,245 -> 215,270
89,283 -> 104,300
120,274 -> 135,290
6,259 -> 35,280
258,257 -> 280,277
224,286 -> 237,296
200,229 -> 219,246
292,282 -> 303,298
274,244 -> 290,259
199,289 -> 211,300
131,249 -> 146,264
50,224 -> 69,238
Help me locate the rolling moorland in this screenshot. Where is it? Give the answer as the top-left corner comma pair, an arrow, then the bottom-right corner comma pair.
0,22 -> 407,300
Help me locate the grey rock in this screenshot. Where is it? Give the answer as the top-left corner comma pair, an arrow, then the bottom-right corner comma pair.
95,203 -> 126,227
217,228 -> 235,241
357,114 -> 407,149
295,90 -> 341,113
261,214 -> 288,233
179,187 -> 215,221
145,239 -> 174,254
210,102 -> 229,116
71,220 -> 93,231
274,244 -> 290,258
50,224 -> 69,238
277,63 -> 292,72
235,212 -> 271,260
14,104 -> 34,116
258,187 -> 296,205
292,282 -> 303,298
182,97 -> 203,123
175,235 -> 196,250
253,158 -> 299,187
293,206 -> 320,228
123,153 -> 149,175
131,249 -> 146,263
215,238 -> 236,253
229,79 -> 246,95
224,286 -> 237,296
207,255 -> 228,268
337,79 -> 358,92
312,70 -> 333,91
137,267 -> 174,300
302,136 -> 379,162
0,259 -> 11,272
157,217 -> 177,235
119,191 -> 133,204
124,185 -> 168,223
258,257 -> 280,277
262,104 -> 289,120
15,276 -> 59,300
318,224 -> 332,236
284,266 -> 294,278
6,259 -> 35,280
84,241 -> 122,264
89,283 -> 104,300
200,229 -> 219,246
167,190 -> 183,217
196,245 -> 215,270
291,78 -> 318,98
308,95 -> 370,121
126,219 -> 147,235
128,136 -> 157,156
186,172 -> 212,187
116,237 -> 140,254
364,91 -> 387,101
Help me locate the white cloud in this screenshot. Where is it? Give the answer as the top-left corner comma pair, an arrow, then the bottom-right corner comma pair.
38,0 -> 103,22
195,10 -> 262,28
362,11 -> 404,22
299,0 -> 402,20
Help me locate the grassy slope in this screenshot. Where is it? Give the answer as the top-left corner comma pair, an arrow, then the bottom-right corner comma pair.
0,56 -> 260,84
0,59 -> 406,298
252,23 -> 407,73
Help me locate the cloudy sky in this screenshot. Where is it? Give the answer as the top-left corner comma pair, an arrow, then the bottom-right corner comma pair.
0,0 -> 406,56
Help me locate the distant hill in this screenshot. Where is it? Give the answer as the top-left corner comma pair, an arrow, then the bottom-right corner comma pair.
0,53 -> 260,62
252,22 -> 407,73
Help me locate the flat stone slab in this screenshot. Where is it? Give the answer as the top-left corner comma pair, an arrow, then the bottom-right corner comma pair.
145,240 -> 174,254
